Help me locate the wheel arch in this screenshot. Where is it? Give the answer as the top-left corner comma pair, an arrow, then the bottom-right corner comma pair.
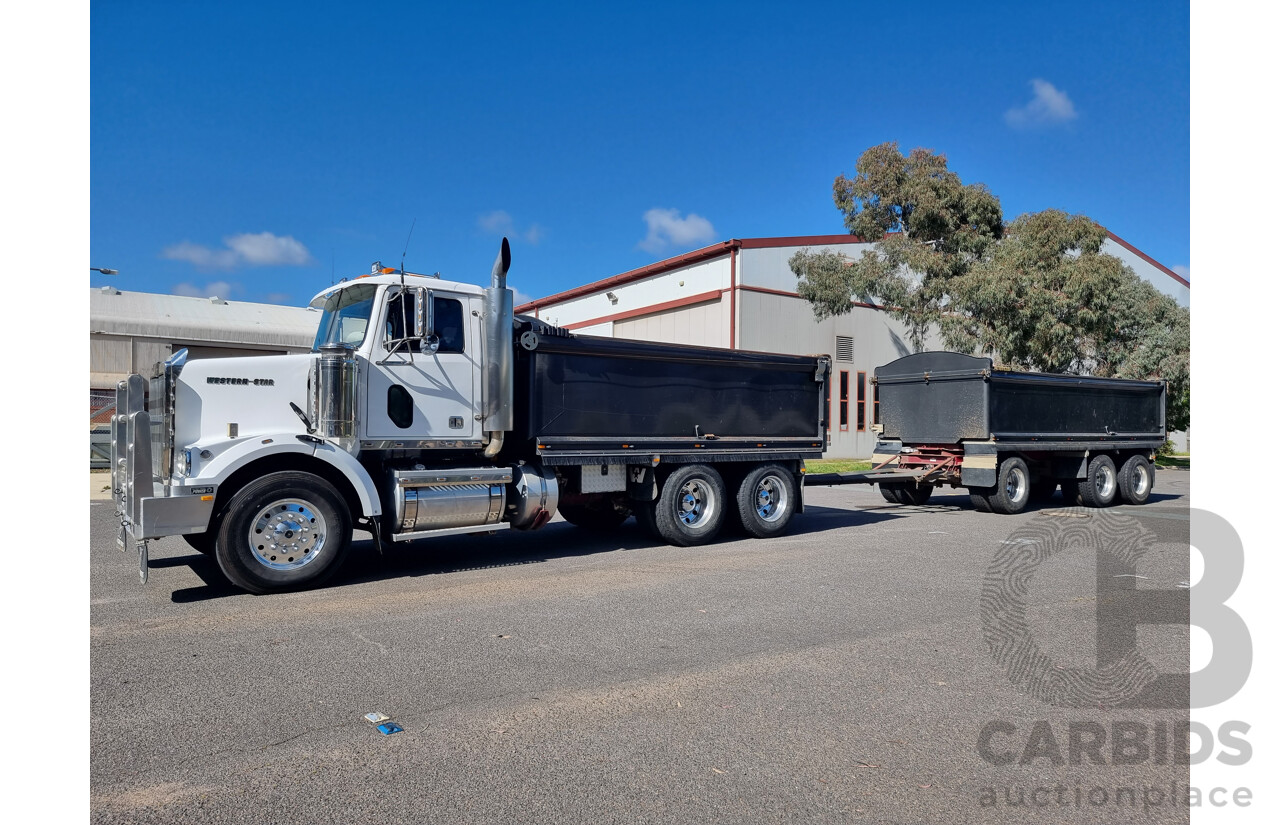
209,449 -> 379,527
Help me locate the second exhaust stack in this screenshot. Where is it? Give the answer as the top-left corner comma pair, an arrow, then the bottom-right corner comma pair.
482,238 -> 514,455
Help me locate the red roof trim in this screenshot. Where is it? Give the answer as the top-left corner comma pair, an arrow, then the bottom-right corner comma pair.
738,284 -> 885,311
515,230 -> 1186,314
561,289 -> 724,331
737,233 -> 870,249
514,241 -> 737,313
1106,231 -> 1189,288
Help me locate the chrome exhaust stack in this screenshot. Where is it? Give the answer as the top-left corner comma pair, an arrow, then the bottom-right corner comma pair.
483,237 -> 513,458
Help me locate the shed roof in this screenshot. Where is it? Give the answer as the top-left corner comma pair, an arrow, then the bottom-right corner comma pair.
89,287 -> 320,348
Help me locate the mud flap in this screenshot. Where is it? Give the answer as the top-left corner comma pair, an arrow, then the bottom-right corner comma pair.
137,539 -> 149,584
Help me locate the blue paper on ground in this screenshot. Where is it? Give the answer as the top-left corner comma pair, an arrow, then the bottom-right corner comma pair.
377,722 -> 404,735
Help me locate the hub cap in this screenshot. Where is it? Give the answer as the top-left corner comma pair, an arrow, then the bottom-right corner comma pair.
248,498 -> 327,570
1132,464 -> 1150,496
755,475 -> 789,523
1096,465 -> 1116,499
1005,467 -> 1027,505
677,479 -> 716,528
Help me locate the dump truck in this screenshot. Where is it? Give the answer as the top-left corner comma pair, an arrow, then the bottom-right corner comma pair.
804,351 -> 1166,514
111,240 -> 830,593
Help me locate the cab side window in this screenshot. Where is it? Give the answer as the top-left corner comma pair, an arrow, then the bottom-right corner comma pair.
384,293 -> 466,354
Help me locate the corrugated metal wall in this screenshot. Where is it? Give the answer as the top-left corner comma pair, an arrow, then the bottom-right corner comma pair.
612,297 -> 726,347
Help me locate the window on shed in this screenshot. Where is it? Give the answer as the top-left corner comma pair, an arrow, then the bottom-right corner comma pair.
856,372 -> 866,431
839,371 -> 849,430
835,335 -> 854,362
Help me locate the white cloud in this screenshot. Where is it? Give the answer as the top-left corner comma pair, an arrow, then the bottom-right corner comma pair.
509,285 -> 535,306
173,280 -> 237,299
637,208 -> 716,254
162,232 -> 313,269
478,211 -> 544,245
1004,79 -> 1078,128
478,210 -> 515,235
263,292 -> 293,305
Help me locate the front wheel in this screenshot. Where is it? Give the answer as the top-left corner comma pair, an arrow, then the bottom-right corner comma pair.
215,471 -> 351,594
736,464 -> 798,538
653,464 -> 727,547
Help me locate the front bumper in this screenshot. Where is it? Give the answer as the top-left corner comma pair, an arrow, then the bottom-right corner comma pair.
112,375 -> 216,582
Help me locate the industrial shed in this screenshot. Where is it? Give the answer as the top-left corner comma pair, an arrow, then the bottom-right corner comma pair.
516,232 -> 1190,458
89,287 -> 319,403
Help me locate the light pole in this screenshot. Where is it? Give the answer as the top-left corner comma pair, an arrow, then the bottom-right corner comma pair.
90,267 -> 118,275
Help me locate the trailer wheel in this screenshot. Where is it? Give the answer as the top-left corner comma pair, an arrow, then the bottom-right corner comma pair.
989,457 -> 1032,515
735,464 -> 797,538
969,489 -> 994,512
214,471 -> 351,594
1118,455 -> 1153,505
558,500 -> 630,531
898,484 -> 934,506
653,464 -> 727,546
1078,455 -> 1119,508
879,484 -> 904,504
182,532 -> 216,555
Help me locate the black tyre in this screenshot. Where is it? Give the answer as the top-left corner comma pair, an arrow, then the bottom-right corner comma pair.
989,457 -> 1031,515
653,464 -> 727,547
735,464 -> 798,539
1078,455 -> 1119,508
631,497 -> 662,539
182,531 -> 216,555
214,471 -> 351,594
898,484 -> 934,506
879,484 -> 904,504
558,499 -> 630,531
969,488 -> 994,513
1030,480 -> 1058,503
1118,455 -> 1154,505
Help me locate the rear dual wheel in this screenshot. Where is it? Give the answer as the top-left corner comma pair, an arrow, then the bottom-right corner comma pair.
637,463 -> 798,546
651,464 -> 728,546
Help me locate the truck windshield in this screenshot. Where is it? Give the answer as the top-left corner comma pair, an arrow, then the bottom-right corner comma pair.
312,284 -> 378,350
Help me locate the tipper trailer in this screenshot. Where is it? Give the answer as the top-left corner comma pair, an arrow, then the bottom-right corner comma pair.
806,351 -> 1167,513
111,240 -> 831,593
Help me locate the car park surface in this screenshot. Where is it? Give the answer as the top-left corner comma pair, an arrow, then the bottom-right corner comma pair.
91,472 -> 1191,824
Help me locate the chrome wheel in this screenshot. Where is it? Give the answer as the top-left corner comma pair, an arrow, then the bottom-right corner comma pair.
1131,463 -> 1150,497
1005,466 -> 1028,506
677,479 -> 716,528
1095,465 -> 1117,500
755,474 -> 790,523
248,498 -> 327,571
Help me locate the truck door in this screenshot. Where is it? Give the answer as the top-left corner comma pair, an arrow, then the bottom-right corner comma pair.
363,288 -> 482,442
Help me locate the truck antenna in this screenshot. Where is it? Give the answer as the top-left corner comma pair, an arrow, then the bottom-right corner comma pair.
401,218 -> 416,275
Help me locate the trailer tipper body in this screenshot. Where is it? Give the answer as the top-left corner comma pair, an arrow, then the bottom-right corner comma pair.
111,240 -> 829,593
846,351 -> 1166,513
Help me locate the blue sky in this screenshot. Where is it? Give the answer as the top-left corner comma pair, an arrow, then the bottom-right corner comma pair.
91,1 -> 1189,306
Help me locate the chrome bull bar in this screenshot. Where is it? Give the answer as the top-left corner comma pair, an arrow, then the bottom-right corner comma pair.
112,375 -> 154,583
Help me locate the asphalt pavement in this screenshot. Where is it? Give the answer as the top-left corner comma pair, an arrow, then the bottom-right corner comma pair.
91,471 -> 1192,824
